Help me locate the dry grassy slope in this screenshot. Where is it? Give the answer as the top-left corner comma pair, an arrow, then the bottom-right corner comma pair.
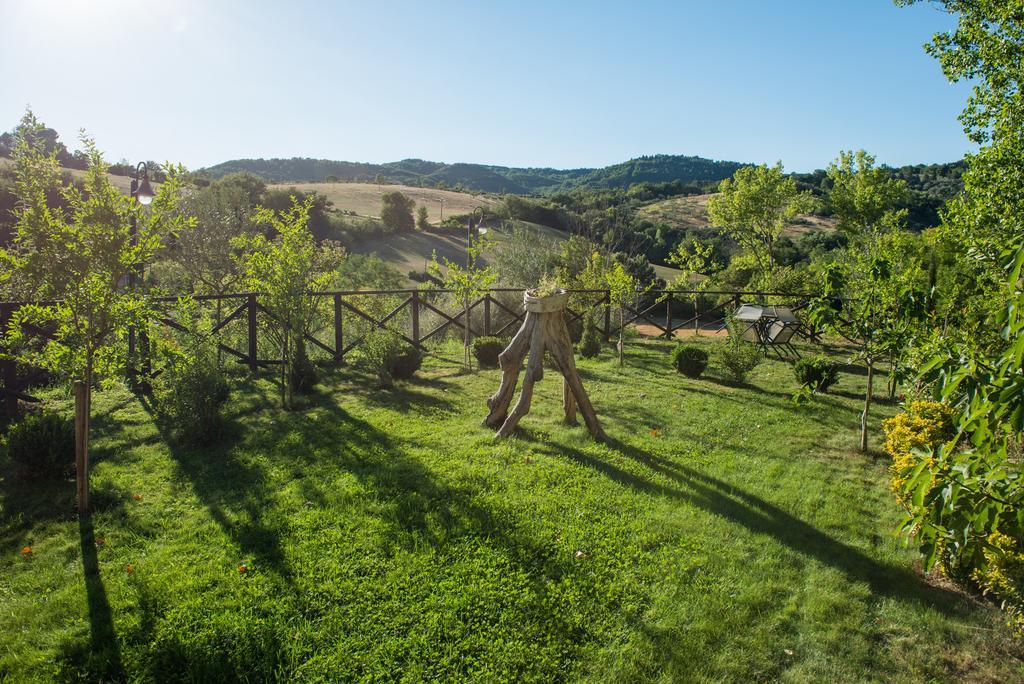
348,221 -> 682,285
638,193 -> 835,236
268,181 -> 502,224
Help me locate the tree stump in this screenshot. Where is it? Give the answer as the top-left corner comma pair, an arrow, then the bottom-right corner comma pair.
484,289 -> 604,440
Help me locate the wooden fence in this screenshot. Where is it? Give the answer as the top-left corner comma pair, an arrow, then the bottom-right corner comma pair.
0,287 -> 813,415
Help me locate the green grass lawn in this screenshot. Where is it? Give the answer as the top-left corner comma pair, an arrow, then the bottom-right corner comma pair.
2,337 -> 1022,682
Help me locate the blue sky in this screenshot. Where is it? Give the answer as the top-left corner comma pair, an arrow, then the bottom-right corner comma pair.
0,0 -> 971,173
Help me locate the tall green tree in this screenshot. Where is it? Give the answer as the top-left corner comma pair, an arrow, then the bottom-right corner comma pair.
1,112 -> 186,512
380,191 -> 415,232
234,197 -> 344,408
893,1 -> 1024,627
810,150 -> 922,451
827,150 -> 908,240
430,233 -> 496,370
707,162 -> 814,285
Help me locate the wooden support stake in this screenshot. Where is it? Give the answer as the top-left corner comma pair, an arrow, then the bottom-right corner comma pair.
74,381 -> 90,516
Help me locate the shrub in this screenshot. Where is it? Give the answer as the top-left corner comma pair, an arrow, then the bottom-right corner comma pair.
718,324 -> 761,383
671,345 -> 708,378
155,335 -> 231,446
975,532 -> 1024,636
473,337 -> 505,368
362,329 -> 421,386
577,315 -> 602,359
882,400 -> 955,502
793,355 -> 839,393
388,346 -> 423,380
3,411 -> 75,480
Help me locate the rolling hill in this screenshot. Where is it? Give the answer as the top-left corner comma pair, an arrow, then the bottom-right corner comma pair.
269,181 -> 501,223
200,154 -> 746,194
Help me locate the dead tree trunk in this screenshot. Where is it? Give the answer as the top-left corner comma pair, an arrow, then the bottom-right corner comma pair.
484,289 -> 604,440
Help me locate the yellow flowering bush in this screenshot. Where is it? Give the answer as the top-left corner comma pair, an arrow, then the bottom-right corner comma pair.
974,533 -> 1024,636
882,400 -> 955,502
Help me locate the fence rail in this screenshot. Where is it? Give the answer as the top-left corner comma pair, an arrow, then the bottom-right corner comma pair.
0,288 -> 816,416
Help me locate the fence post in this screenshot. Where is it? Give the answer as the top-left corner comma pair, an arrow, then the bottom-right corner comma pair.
603,290 -> 611,342
484,294 -> 491,336
333,293 -> 344,362
664,292 -> 673,339
411,290 -> 420,346
247,294 -> 258,372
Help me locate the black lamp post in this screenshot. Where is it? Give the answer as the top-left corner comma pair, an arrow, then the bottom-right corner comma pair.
128,162 -> 155,386
128,162 -> 154,288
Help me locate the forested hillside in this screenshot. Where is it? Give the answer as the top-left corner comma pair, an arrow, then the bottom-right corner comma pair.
196,154 -> 745,194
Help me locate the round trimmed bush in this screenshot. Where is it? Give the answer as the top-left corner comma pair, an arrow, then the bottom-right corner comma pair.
4,411 -> 75,480
472,337 -> 505,368
794,355 -> 839,393
671,345 -> 709,378
388,346 -> 423,380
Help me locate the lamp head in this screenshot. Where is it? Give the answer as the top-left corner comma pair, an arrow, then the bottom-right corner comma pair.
136,173 -> 155,206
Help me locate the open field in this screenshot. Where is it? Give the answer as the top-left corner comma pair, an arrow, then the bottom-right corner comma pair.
269,181 -> 503,224
2,337 -> 1021,681
638,193 -> 836,236
347,220 -> 560,278
348,221 -> 683,284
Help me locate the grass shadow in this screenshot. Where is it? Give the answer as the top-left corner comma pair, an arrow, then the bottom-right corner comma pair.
527,432 -> 972,618
136,393 -> 294,586
54,517 -> 127,682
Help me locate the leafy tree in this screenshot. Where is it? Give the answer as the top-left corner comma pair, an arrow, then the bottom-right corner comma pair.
0,113 -> 186,512
234,197 -> 344,408
260,187 -> 335,241
489,222 -> 561,288
666,238 -> 715,335
893,1 -> 1024,628
380,191 -> 415,232
898,0 -> 1024,353
707,162 -> 815,285
809,163 -> 926,451
605,258 -> 641,367
576,250 -> 642,367
429,234 -> 496,370
827,150 -> 908,239
416,205 -> 429,231
174,175 -> 261,298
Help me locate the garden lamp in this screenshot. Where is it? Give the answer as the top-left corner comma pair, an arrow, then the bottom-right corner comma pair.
132,162 -> 155,206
